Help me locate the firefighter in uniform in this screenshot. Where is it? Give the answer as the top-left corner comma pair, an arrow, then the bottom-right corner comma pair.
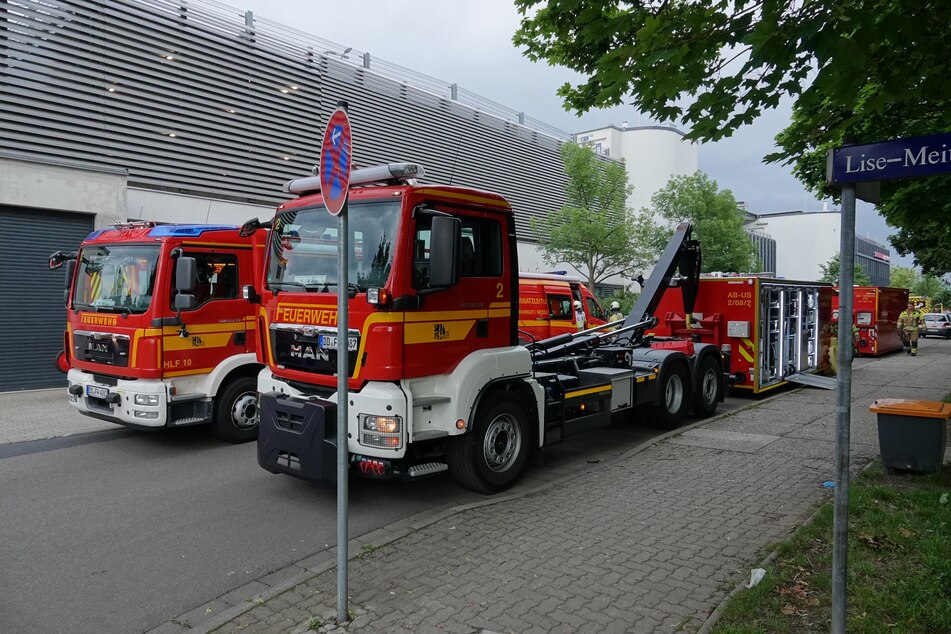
573,300 -> 586,332
897,301 -> 921,355
608,301 -> 624,330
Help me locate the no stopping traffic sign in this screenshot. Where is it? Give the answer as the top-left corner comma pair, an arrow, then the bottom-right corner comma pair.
320,108 -> 352,216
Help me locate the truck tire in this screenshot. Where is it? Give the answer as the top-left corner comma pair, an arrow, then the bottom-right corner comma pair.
446,394 -> 530,494
649,363 -> 690,430
691,354 -> 722,419
213,376 -> 259,443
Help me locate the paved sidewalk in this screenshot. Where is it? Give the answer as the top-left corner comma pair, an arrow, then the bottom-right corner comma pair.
3,343 -> 949,634
144,340 -> 950,634
0,387 -> 115,444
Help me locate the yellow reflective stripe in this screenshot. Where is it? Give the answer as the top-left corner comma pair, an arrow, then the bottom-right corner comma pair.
131,328 -> 162,366
565,385 -> 612,399
736,339 -> 756,363
413,188 -> 511,209
163,332 -> 233,351
161,322 -> 248,336
165,367 -> 214,377
489,302 -> 509,309
404,309 -> 487,322
488,309 -> 511,318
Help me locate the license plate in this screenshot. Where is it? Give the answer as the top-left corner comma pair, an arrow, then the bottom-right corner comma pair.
87,385 -> 109,399
319,335 -> 358,352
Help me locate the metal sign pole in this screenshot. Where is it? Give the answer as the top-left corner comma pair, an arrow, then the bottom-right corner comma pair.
336,198 -> 349,623
831,183 -> 856,634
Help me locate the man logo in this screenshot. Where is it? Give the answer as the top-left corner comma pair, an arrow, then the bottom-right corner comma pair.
290,344 -> 330,361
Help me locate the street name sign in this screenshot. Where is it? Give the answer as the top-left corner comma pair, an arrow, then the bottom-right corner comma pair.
827,131 -> 951,184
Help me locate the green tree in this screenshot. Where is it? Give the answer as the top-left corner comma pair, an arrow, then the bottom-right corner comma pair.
889,266 -> 918,290
912,274 -> 947,300
531,143 -> 664,292
513,0 -> 951,272
649,172 -> 758,273
819,253 -> 871,286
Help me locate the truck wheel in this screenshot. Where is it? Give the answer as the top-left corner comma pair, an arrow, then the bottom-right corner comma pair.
649,363 -> 690,430
692,355 -> 722,419
447,394 -> 530,494
213,376 -> 259,443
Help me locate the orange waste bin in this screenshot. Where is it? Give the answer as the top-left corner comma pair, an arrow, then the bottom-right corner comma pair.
869,399 -> 950,473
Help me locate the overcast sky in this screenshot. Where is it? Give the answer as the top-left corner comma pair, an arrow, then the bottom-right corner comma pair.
236,0 -> 911,265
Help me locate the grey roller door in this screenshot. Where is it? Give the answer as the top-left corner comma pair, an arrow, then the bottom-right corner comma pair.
0,207 -> 95,391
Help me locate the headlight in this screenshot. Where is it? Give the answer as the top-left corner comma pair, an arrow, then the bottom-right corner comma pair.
134,394 -> 160,406
358,413 -> 403,449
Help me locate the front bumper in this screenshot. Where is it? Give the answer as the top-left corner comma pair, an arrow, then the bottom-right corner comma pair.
66,369 -> 167,428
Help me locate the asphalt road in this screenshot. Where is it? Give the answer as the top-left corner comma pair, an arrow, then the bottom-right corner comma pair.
0,396 -> 747,633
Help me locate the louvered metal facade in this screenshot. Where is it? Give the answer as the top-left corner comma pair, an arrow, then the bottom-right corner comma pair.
0,207 -> 94,391
0,0 -> 577,239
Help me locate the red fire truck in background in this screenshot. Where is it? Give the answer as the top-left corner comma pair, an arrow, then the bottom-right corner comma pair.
651,275 -> 834,394
831,286 -> 907,356
49,222 -> 265,442
248,162 -> 729,493
517,272 -> 606,341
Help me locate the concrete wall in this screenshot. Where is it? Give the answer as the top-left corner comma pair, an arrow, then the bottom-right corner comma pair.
0,155 -> 127,229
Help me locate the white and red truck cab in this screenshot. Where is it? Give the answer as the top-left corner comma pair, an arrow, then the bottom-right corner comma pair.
50,222 -> 265,442
252,163 -> 728,492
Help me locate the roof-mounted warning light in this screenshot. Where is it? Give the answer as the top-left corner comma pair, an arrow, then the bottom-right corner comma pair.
283,162 -> 425,195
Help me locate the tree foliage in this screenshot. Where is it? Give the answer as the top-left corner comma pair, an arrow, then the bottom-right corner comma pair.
818,253 -> 871,286
531,143 -> 664,291
912,274 -> 948,300
650,172 -> 758,273
888,266 -> 917,290
514,0 -> 951,273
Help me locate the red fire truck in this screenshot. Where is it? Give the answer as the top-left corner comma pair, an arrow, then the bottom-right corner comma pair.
517,272 -> 606,341
651,275 -> 834,394
831,286 -> 907,356
250,163 -> 729,493
49,222 -> 265,442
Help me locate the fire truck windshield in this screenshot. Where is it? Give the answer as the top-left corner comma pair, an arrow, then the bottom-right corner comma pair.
267,201 -> 400,292
72,245 -> 160,314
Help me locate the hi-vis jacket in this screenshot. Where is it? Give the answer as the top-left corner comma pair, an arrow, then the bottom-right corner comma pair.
897,310 -> 921,333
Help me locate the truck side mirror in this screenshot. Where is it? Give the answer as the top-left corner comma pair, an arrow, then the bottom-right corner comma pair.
62,259 -> 76,306
174,294 -> 197,310
175,257 -> 197,292
428,216 -> 460,288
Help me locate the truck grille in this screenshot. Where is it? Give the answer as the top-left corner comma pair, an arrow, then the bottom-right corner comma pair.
270,324 -> 359,377
73,330 -> 130,368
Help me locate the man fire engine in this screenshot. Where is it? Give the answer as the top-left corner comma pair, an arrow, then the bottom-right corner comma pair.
251,163 -> 728,493
49,222 -> 264,442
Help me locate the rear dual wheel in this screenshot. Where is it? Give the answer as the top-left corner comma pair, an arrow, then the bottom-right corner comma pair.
648,363 -> 691,430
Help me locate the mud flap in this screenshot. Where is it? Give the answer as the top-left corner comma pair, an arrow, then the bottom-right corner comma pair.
257,392 -> 339,484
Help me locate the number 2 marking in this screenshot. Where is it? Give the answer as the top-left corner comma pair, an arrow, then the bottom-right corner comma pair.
496,283 -> 503,298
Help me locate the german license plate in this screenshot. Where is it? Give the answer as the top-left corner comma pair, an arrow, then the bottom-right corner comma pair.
318,335 -> 358,352
87,385 -> 109,399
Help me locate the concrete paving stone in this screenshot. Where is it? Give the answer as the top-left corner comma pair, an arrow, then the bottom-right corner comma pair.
145,622 -> 190,634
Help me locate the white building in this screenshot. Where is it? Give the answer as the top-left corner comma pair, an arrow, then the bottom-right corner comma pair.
746,211 -> 891,285
574,124 -> 699,212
